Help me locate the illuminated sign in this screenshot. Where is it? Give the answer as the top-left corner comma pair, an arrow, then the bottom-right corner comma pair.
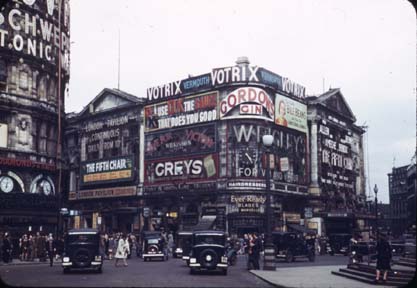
0,157 -> 55,171
0,2 -> 70,73
145,154 -> 218,184
220,87 -> 274,119
145,123 -> 217,159
80,156 -> 134,185
144,91 -> 218,132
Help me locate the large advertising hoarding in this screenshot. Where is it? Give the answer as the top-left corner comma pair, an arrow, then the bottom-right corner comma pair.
318,119 -> 356,194
227,120 -> 308,188
80,156 -> 134,186
275,93 -> 307,133
145,154 -> 218,186
145,123 -> 217,159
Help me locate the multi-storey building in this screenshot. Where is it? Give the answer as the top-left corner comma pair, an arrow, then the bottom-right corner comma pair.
0,0 -> 70,249
64,88 -> 145,234
388,165 -> 409,236
305,89 -> 367,237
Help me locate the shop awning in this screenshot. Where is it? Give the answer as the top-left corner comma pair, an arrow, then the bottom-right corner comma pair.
193,215 -> 217,231
287,224 -> 317,235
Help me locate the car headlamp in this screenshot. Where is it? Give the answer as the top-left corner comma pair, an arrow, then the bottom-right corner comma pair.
63,257 -> 70,262
190,258 -> 196,263
352,251 -> 356,255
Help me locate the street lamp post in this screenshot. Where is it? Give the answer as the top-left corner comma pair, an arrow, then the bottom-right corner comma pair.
374,184 -> 378,242
262,134 -> 276,271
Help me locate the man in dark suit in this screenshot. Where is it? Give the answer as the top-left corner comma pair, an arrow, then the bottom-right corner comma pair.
46,234 -> 56,267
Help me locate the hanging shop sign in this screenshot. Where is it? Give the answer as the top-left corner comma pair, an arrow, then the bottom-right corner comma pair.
220,87 -> 275,120
80,156 -> 134,186
275,93 -> 307,133
228,121 -> 307,185
70,186 -> 137,200
144,91 -> 218,132
145,123 -> 216,159
145,154 -> 218,184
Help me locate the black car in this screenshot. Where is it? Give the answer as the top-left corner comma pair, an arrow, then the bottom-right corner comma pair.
272,232 -> 315,262
174,231 -> 193,260
142,231 -> 167,261
61,229 -> 103,273
189,230 -> 228,275
327,233 -> 351,256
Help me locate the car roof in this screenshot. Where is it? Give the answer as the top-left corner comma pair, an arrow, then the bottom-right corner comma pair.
67,228 -> 99,235
193,230 -> 225,236
178,231 -> 193,235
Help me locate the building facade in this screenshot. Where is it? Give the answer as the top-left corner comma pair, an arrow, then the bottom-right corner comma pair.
64,88 -> 145,235
305,89 -> 367,237
0,0 -> 70,245
389,163 -> 415,236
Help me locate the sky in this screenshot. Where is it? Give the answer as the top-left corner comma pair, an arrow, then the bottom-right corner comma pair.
68,0 -> 416,203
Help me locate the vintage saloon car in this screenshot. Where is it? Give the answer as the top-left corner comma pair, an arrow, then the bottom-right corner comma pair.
61,228 -> 103,273
189,230 -> 228,275
272,231 -> 315,262
327,233 -> 351,256
142,231 -> 168,261
174,231 -> 193,260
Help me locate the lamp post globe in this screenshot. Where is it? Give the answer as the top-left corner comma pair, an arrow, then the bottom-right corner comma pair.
262,133 -> 276,271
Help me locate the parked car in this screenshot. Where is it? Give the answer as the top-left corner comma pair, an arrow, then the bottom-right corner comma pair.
174,231 -> 193,261
189,230 -> 228,275
327,233 -> 351,256
142,231 -> 167,261
272,231 -> 315,262
61,228 -> 103,273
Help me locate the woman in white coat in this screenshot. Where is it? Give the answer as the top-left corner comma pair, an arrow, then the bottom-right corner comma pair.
114,234 -> 130,267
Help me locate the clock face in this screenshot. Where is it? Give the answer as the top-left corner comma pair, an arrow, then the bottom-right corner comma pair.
0,176 -> 14,193
41,180 -> 52,195
239,147 -> 257,167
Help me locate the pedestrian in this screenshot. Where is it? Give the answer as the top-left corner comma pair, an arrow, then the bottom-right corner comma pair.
167,232 -> 174,257
114,234 -> 129,267
2,232 -> 12,263
253,233 -> 261,270
28,234 -> 34,261
247,234 -> 256,270
38,233 -> 47,262
46,234 -> 56,267
108,234 -> 115,260
104,234 -> 109,259
375,234 -> 392,283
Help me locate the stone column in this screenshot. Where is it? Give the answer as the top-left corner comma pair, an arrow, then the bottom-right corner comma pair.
308,121 -> 321,195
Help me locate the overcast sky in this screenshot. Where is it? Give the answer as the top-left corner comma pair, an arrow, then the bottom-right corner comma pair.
68,0 -> 416,203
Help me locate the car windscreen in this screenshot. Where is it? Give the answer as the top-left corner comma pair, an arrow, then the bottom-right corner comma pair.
147,238 -> 159,244
194,235 -> 224,246
66,234 -> 98,244
177,236 -> 192,247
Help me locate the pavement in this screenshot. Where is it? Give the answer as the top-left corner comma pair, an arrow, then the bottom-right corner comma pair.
250,265 -> 393,288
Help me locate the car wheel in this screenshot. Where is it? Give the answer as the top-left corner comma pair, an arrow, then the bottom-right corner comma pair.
285,251 -> 294,263
63,268 -> 70,274
222,269 -> 228,276
143,257 -> 147,262
190,269 -> 195,275
97,266 -> 103,273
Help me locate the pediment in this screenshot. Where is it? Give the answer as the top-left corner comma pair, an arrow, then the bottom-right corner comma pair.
78,88 -> 141,116
94,93 -> 130,112
317,89 -> 356,122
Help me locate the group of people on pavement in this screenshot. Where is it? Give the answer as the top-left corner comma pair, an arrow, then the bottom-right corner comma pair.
243,233 -> 263,270
1,231 -> 63,267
